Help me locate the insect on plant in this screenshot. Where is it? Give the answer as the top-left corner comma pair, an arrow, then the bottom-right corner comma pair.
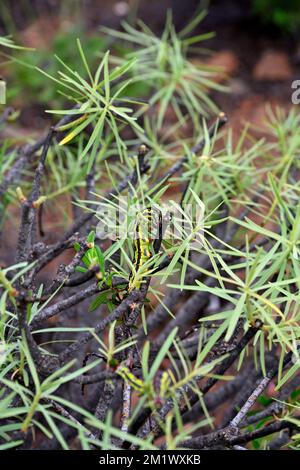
1,9 -> 300,453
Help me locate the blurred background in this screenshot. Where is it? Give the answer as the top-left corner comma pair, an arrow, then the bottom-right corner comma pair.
1,0 -> 299,266
0,0 -> 299,131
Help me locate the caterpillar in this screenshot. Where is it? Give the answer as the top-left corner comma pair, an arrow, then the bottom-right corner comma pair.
127,207 -> 162,292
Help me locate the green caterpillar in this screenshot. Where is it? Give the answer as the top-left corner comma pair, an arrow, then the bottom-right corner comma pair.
127,207 -> 162,292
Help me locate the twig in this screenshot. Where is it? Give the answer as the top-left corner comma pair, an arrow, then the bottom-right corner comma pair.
180,420 -> 293,449
241,373 -> 300,427
124,326 -> 259,448
121,381 -> 132,433
30,282 -> 100,329
49,400 -> 98,441
229,352 -> 292,428
16,129 -> 54,262
59,289 -> 144,363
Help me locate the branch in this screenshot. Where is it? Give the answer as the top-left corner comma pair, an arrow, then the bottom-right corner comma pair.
30,282 -> 100,329
59,289 -> 144,363
16,128 -> 54,262
180,420 -> 293,449
229,351 -> 293,428
124,326 -> 259,448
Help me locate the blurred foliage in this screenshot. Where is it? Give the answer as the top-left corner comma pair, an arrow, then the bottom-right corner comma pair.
103,11 -> 225,127
6,28 -> 107,106
253,0 -> 300,33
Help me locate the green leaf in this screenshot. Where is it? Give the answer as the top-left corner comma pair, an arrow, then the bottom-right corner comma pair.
148,327 -> 178,381
225,293 -> 246,342
89,291 -> 110,312
87,231 -> 95,244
